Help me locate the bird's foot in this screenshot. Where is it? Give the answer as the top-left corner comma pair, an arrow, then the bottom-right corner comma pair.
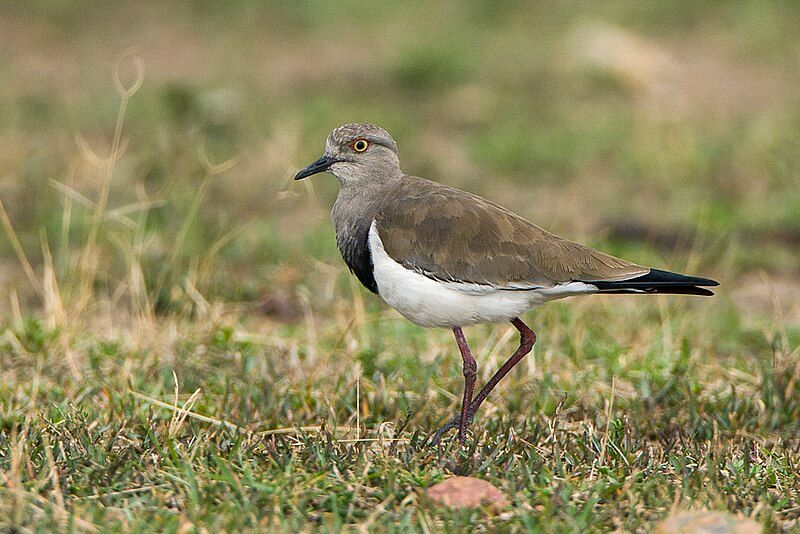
429,413 -> 473,447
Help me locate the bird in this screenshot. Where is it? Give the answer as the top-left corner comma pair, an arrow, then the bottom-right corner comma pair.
294,123 -> 719,445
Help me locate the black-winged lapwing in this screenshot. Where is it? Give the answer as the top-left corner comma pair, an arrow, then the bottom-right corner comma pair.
294,123 -> 719,444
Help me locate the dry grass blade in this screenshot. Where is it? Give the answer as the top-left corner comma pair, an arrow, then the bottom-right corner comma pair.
0,198 -> 43,295
128,389 -> 244,432
167,372 -> 202,438
0,487 -> 99,533
358,494 -> 395,533
49,178 -> 160,230
151,170 -> 215,300
80,485 -> 170,501
75,52 -> 143,311
257,425 -> 356,436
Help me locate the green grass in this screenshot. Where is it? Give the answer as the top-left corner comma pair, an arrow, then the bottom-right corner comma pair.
2,303 -> 798,531
1,1 -> 799,531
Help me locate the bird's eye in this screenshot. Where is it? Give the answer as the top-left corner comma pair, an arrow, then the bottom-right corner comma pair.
353,139 -> 369,152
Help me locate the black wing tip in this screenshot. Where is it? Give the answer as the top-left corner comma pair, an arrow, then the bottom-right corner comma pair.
587,268 -> 719,296
643,268 -> 719,287
595,286 -> 715,296
650,286 -> 716,296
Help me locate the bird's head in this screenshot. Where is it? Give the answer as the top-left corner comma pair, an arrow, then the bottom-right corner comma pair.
294,123 -> 401,186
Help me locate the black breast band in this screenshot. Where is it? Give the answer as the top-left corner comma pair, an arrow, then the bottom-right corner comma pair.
337,221 -> 378,294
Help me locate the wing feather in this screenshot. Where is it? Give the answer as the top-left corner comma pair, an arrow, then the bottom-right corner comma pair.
375,176 -> 648,288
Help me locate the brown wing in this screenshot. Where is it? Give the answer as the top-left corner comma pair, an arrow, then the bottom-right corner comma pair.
375,176 -> 648,288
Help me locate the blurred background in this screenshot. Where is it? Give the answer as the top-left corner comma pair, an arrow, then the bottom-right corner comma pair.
2,3 -> 800,529
1,1 -> 798,324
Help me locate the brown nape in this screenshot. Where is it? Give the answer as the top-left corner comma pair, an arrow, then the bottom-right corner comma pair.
376,176 -> 649,289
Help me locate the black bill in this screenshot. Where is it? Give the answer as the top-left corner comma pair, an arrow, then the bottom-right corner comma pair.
294,155 -> 341,180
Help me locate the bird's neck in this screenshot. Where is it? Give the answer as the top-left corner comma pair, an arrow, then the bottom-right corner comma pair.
332,174 -> 404,232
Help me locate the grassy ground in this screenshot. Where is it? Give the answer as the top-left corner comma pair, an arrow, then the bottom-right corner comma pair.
1,1 -> 799,531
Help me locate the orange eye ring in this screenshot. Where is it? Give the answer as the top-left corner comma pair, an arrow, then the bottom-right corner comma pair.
352,139 -> 369,152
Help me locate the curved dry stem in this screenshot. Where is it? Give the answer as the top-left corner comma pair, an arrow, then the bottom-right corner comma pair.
113,52 -> 145,98
197,144 -> 241,176
75,55 -> 144,312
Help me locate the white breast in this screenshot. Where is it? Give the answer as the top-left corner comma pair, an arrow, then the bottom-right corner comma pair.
367,222 -> 597,327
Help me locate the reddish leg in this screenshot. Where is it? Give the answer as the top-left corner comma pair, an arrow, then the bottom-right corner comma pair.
453,326 -> 477,443
431,317 -> 537,446
469,318 -> 536,411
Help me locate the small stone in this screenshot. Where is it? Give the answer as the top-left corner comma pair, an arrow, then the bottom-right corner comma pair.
654,511 -> 762,534
424,476 -> 509,510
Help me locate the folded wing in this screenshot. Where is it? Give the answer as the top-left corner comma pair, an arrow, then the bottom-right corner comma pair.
375,176 -> 650,289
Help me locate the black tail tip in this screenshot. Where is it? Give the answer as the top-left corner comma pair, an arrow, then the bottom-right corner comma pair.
644,268 -> 719,287
588,268 -> 719,296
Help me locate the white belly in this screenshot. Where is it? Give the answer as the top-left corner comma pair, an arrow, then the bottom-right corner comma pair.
367,222 -> 599,327
367,223 -> 540,327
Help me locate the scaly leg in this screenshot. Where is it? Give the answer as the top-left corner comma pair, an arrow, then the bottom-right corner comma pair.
453,326 -> 477,443
430,317 -> 537,446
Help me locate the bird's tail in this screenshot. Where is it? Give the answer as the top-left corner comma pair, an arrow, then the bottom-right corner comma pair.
587,268 -> 719,296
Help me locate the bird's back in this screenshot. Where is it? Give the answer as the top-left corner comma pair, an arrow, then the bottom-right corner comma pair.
374,176 -> 648,289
